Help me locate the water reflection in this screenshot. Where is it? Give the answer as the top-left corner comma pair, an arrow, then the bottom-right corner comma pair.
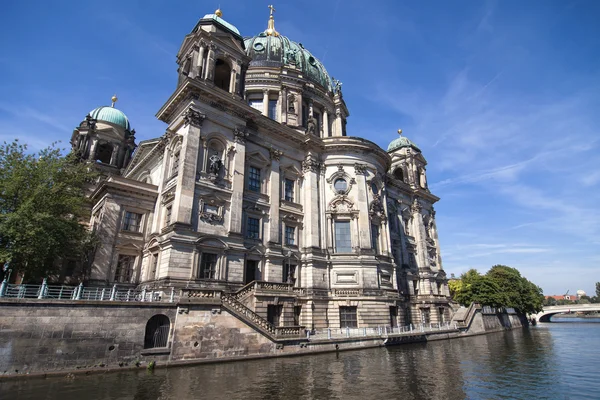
2,321 -> 600,400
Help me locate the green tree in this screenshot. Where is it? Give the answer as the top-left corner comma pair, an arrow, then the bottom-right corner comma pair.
0,140 -> 95,282
544,297 -> 557,306
596,282 -> 600,298
451,269 -> 507,308
485,265 -> 543,314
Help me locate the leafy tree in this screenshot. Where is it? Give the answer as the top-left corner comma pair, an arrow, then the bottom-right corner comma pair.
596,282 -> 600,298
0,140 -> 96,282
486,265 -> 543,314
451,269 -> 507,308
449,265 -> 544,314
544,297 -> 557,306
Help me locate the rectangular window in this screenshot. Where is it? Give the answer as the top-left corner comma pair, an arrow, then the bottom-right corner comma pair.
249,99 -> 263,112
334,221 -> 352,252
339,306 -> 358,328
284,178 -> 294,202
114,255 -> 135,283
247,217 -> 260,239
371,224 -> 379,253
171,151 -> 180,177
123,211 -> 142,232
199,253 -> 218,280
165,205 -> 172,225
248,166 -> 261,192
268,99 -> 278,121
285,225 -> 295,246
422,308 -> 431,324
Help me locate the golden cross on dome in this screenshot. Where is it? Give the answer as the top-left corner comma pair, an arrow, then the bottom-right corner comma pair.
268,4 -> 276,16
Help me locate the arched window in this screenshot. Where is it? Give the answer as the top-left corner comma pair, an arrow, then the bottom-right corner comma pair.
393,168 -> 404,182
144,314 -> 170,349
214,59 -> 231,91
95,142 -> 113,164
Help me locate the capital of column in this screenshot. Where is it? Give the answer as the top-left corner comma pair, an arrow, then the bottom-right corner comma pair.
269,147 -> 283,161
411,198 -> 422,214
354,163 -> 367,175
233,126 -> 250,144
184,108 -> 206,128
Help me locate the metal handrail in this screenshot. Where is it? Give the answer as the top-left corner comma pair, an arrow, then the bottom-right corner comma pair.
0,280 -> 177,303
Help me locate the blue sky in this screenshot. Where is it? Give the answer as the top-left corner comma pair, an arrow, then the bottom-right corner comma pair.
1,0 -> 599,295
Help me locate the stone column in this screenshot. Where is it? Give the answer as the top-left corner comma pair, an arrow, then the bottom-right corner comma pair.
88,138 -> 98,161
323,111 -> 329,137
302,154 -> 321,248
411,199 -> 429,271
267,149 -> 283,243
172,108 -> 205,226
109,144 -> 120,166
277,90 -> 283,122
201,139 -> 208,173
354,163 -> 370,249
262,89 -> 269,117
204,44 -> 216,81
228,127 -> 249,234
197,42 -> 206,78
229,64 -> 236,94
298,93 -> 303,126
281,87 -> 288,124
333,109 -> 343,137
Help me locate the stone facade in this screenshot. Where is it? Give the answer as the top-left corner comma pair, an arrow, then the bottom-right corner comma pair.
66,9 -> 451,330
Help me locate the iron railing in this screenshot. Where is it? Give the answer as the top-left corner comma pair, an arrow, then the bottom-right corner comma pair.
0,279 -> 177,303
309,322 -> 456,340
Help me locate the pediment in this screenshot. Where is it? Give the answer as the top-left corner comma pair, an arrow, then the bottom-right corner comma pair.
196,236 -> 229,249
246,151 -> 270,166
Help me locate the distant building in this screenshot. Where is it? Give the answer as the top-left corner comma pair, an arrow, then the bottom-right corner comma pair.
545,294 -> 578,302
66,8 -> 452,329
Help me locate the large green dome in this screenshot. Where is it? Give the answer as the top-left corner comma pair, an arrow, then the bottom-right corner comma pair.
244,34 -> 333,92
89,106 -> 131,131
387,136 -> 420,152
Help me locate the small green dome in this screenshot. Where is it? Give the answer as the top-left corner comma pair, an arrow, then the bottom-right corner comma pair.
387,136 -> 420,152
192,13 -> 242,39
89,106 -> 131,131
244,34 -> 333,92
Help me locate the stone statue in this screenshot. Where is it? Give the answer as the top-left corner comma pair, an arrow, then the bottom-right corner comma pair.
332,77 -> 342,95
305,116 -> 317,135
209,153 -> 222,175
287,94 -> 296,113
420,168 -> 428,188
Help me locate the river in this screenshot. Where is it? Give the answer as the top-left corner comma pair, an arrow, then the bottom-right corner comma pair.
1,318 -> 599,400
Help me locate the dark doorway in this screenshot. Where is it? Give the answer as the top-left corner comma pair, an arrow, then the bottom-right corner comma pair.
389,306 -> 398,327
245,260 -> 257,285
144,314 -> 170,349
267,304 -> 282,326
214,59 -> 231,91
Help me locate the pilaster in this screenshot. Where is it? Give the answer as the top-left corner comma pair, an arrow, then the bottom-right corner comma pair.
354,163 -> 371,249
302,154 -> 321,248
267,148 -> 283,243
228,126 -> 249,234
172,108 -> 205,226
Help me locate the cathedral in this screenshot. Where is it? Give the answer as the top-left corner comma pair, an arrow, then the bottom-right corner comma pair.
69,8 -> 451,329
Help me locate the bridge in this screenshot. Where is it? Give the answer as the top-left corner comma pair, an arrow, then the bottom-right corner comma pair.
533,304 -> 600,322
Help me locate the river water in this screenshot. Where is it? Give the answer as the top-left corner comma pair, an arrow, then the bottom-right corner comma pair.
1,318 -> 599,400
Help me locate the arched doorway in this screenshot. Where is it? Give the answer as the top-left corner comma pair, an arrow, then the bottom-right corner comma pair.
144,314 -> 170,348
214,59 -> 231,91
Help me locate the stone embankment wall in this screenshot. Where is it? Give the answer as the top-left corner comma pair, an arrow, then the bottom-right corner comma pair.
0,300 -> 177,375
0,300 -> 526,379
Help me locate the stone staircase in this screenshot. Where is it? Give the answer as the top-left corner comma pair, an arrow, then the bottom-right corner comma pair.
180,285 -> 305,342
